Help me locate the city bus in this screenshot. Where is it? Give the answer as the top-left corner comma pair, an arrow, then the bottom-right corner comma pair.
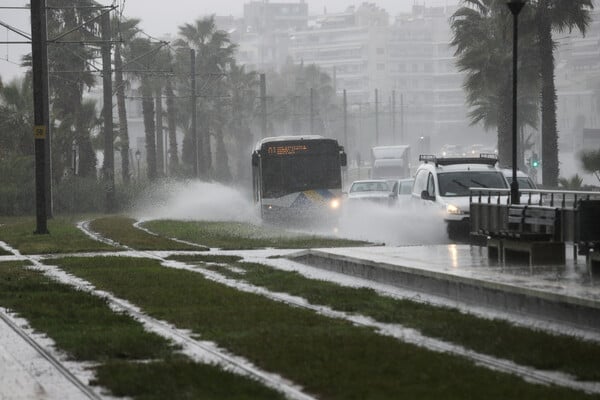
251,135 -> 347,221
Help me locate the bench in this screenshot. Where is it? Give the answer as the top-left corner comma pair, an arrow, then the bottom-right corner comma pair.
486,205 -> 565,269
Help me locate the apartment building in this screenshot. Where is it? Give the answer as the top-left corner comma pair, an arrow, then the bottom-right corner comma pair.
555,4 -> 600,152
288,3 -> 389,103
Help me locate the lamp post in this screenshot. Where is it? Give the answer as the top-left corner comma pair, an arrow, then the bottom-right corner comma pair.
507,0 -> 526,205
135,149 -> 141,181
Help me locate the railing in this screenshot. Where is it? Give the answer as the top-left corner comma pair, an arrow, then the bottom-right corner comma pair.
470,188 -> 600,209
470,188 -> 600,253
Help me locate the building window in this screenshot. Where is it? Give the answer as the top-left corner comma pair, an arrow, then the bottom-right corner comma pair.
377,48 -> 385,55
377,63 -> 385,71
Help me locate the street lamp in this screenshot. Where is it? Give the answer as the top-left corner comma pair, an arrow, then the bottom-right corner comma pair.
507,0 -> 527,205
135,149 -> 141,181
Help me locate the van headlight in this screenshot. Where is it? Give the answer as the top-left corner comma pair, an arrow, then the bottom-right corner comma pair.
329,198 -> 341,210
446,204 -> 462,215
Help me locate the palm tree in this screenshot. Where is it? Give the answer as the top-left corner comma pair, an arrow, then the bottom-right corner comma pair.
174,16 -> 236,178
112,16 -> 140,183
451,0 -> 539,167
227,62 -> 258,182
533,0 -> 593,188
267,62 -> 338,138
126,37 -> 157,180
165,71 -> 179,174
44,0 -> 98,181
152,46 -> 173,178
0,77 -> 34,156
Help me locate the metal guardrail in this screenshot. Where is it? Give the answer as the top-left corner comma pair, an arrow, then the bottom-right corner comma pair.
470,188 -> 600,208
469,188 -> 600,258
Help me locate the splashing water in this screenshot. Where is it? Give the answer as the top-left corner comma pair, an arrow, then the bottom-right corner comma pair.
336,201 -> 450,246
133,180 -> 260,223
132,181 -> 449,246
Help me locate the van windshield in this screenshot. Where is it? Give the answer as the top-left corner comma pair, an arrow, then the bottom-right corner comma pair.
438,171 -> 507,197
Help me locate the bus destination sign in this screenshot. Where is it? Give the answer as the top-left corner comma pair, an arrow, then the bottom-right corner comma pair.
267,144 -> 309,156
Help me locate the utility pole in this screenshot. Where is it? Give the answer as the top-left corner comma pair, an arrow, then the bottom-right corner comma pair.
190,49 -> 198,177
392,90 -> 396,145
400,93 -> 404,144
155,88 -> 164,177
332,66 -> 337,94
343,89 -> 348,149
375,89 -> 379,145
310,87 -> 315,135
101,12 -> 115,212
31,0 -> 48,234
260,73 -> 267,139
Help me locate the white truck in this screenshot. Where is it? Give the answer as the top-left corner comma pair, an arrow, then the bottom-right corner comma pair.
370,145 -> 411,179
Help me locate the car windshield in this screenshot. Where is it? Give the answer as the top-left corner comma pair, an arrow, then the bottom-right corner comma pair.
438,171 -> 507,197
350,182 -> 389,192
399,181 -> 413,194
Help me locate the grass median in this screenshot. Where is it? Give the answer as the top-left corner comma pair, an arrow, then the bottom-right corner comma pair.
142,219 -> 369,249
55,255 -> 597,399
0,216 -> 116,254
0,261 -> 284,399
171,254 -> 600,383
89,217 -> 208,251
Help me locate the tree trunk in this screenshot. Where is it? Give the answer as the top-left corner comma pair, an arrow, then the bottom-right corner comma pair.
165,77 -> 178,173
214,126 -> 231,182
200,110 -> 212,178
538,5 -> 559,188
142,80 -> 157,181
155,88 -> 164,177
114,44 -> 130,183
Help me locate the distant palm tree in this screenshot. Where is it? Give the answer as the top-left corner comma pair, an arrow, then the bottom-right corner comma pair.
112,16 -> 140,183
533,0 -> 593,188
126,37 -> 157,180
165,71 -> 179,174
174,16 -> 236,178
580,149 -> 600,183
227,62 -> 258,182
152,46 -> 174,178
558,174 -> 583,190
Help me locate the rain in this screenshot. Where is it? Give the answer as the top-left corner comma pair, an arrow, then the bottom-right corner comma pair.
1,0 -> 600,398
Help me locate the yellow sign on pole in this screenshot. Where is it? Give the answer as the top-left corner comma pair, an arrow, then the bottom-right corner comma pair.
33,125 -> 46,139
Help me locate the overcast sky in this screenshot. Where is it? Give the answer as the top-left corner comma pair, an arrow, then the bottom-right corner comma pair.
0,0 -> 457,81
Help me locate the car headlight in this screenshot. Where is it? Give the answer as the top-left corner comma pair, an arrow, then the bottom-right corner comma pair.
329,198 -> 341,209
446,204 -> 462,215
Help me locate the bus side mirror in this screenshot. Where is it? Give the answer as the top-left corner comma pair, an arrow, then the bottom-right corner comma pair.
340,152 -> 347,167
251,152 -> 259,166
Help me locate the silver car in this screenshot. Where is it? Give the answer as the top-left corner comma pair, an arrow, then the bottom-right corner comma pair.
346,180 -> 392,206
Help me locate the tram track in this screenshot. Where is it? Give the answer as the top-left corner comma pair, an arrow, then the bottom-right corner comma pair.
0,307 -> 102,400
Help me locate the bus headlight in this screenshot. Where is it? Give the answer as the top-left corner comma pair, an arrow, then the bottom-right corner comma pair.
329,198 -> 341,210
446,204 -> 462,215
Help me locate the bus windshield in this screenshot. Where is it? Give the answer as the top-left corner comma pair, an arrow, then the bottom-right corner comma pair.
261,153 -> 341,198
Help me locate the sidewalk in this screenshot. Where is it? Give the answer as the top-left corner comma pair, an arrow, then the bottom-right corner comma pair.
0,309 -> 96,400
290,244 -> 600,335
